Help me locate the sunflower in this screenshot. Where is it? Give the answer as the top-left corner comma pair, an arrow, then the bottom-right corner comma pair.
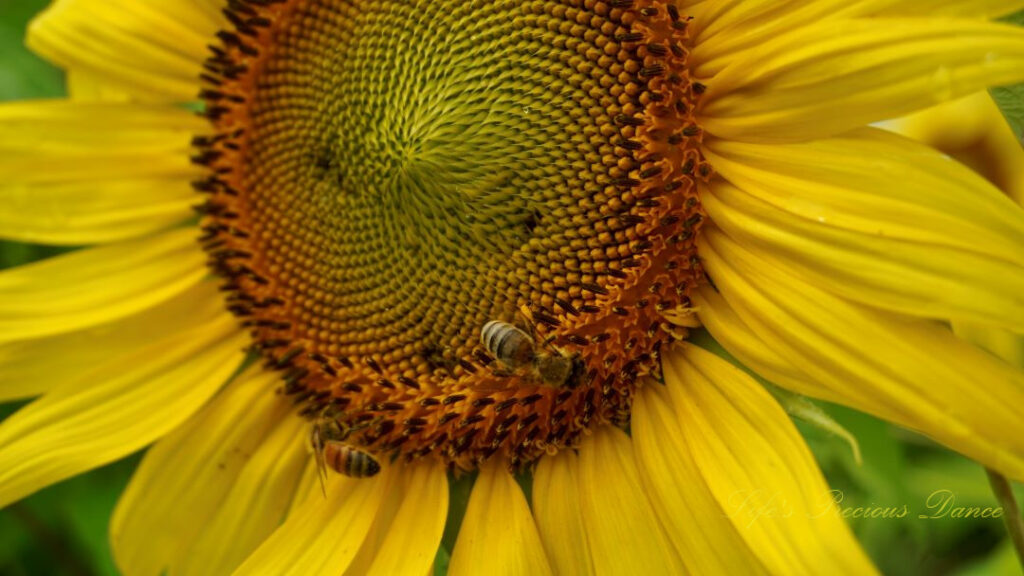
2,0 -> 1024,574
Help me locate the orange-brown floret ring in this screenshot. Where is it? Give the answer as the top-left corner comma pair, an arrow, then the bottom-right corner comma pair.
194,0 -> 708,471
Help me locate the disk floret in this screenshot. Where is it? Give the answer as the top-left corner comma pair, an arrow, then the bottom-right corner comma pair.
196,0 -> 708,471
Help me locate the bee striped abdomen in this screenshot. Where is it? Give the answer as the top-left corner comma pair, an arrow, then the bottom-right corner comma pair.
324,442 -> 381,478
481,321 -> 535,367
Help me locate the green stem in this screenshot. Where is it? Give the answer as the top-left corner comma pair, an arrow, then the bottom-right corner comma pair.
986,468 -> 1024,568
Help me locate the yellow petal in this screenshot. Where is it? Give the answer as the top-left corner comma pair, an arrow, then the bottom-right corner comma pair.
696,278 -> 864,407
577,427 -> 685,575
702,128 -> 1024,262
882,91 -> 1024,205
343,470 -> 405,576
27,0 -> 222,101
363,461 -> 448,576
692,284 -> 844,403
66,70 -> 133,102
0,100 -> 208,159
867,0 -> 1024,18
232,470 -> 388,576
0,177 -> 194,246
699,19 -> 1024,142
882,91 -> 1024,369
689,0 -> 865,78
0,281 -> 224,402
701,129 -> 1024,331
691,2 -> 1024,77
632,382 -> 770,575
0,100 -> 203,244
287,460 -> 321,519
532,450 -> 595,576
662,345 -> 878,575
0,228 -> 207,343
952,320 -> 1024,368
110,366 -> 291,576
0,316 -> 245,508
696,225 -> 1024,480
179,415 -> 309,576
449,460 -> 553,576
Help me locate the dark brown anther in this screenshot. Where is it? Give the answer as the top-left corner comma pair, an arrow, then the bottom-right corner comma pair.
365,357 -> 383,374
443,394 -> 467,406
398,375 -> 421,389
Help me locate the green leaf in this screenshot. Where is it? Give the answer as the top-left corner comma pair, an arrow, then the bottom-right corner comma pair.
991,86 -> 1024,141
0,0 -> 64,102
952,540 -> 1024,576
993,10 -> 1024,141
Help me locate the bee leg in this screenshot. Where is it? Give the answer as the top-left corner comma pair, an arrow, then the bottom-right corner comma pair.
311,425 -> 329,497
539,334 -> 558,350
514,305 -> 538,337
490,366 -> 515,378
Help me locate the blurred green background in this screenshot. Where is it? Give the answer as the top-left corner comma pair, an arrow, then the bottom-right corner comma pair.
0,1 -> 1022,574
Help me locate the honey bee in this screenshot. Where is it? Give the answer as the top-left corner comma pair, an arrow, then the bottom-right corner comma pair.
310,418 -> 380,492
480,319 -> 584,388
